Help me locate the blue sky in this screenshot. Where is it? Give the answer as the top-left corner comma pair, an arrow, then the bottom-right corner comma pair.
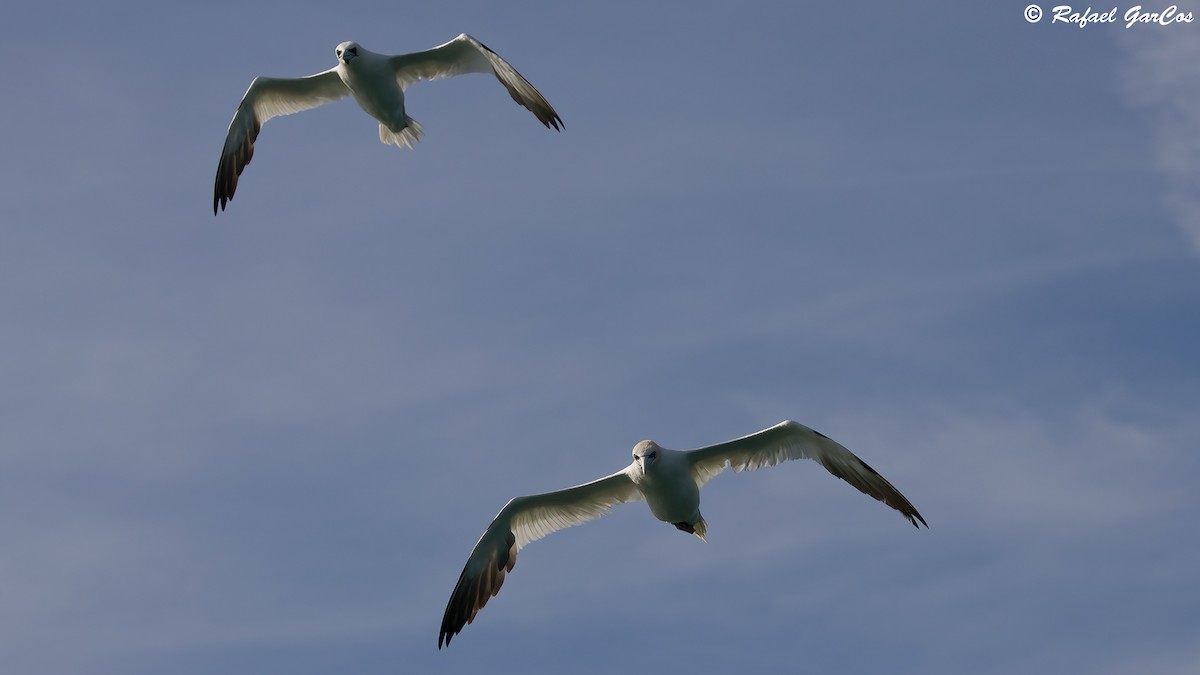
3,1 -> 1199,673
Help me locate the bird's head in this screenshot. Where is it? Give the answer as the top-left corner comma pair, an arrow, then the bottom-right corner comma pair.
335,41 -> 360,65
631,440 -> 660,475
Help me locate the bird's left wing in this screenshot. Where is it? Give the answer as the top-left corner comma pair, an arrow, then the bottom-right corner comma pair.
685,420 -> 928,528
213,69 -> 349,213
388,33 -> 562,130
439,468 -> 642,648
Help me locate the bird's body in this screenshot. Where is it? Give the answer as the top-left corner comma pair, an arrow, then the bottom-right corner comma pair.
631,442 -> 706,536
212,34 -> 562,213
336,43 -> 413,139
438,420 -> 927,648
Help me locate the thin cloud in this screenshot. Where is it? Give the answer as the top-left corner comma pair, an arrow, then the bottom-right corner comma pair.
1119,29 -> 1200,252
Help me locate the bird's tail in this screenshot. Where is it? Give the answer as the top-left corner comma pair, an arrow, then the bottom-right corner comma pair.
693,516 -> 708,542
379,117 -> 424,150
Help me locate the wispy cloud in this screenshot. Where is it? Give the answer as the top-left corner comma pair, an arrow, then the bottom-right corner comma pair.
1119,29 -> 1200,252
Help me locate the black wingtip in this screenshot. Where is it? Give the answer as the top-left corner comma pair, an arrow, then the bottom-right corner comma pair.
438,621 -> 455,649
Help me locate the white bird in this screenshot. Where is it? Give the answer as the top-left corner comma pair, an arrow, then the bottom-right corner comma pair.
438,420 -> 927,648
213,34 -> 562,214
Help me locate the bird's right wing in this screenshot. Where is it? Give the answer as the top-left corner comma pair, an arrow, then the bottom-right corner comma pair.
439,468 -> 642,648
685,420 -> 928,528
213,69 -> 349,213
388,33 -> 562,130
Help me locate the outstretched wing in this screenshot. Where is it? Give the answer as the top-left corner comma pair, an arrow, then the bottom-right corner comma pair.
388,33 -> 562,130
686,420 -> 927,529
439,469 -> 641,648
213,69 -> 348,214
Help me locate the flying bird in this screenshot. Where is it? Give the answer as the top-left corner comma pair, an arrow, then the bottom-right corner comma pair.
438,420 -> 927,648
213,34 -> 562,214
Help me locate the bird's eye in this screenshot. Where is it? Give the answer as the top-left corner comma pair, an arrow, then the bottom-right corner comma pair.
336,50 -> 342,57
